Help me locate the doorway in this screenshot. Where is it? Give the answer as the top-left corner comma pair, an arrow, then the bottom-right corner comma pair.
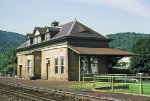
33,52 -> 41,79
19,65 -> 22,78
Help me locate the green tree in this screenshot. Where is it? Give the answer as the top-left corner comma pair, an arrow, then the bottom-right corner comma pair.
0,47 -> 17,72
130,37 -> 150,74
4,64 -> 17,76
107,32 -> 150,51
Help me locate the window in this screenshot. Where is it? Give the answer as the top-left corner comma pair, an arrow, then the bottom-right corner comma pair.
45,33 -> 50,41
27,39 -> 30,46
55,57 -> 58,65
60,56 -> 64,74
27,60 -> 31,74
33,37 -> 37,44
30,38 -> 33,44
80,56 -> 89,74
60,56 -> 64,65
37,36 -> 41,43
27,60 -> 31,67
55,66 -> 58,74
54,57 -> 59,74
41,34 -> 45,41
90,57 -> 98,74
61,66 -> 64,74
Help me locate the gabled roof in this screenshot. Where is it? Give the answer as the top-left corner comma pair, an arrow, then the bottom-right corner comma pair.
26,33 -> 33,39
18,20 -> 109,50
33,27 -> 45,35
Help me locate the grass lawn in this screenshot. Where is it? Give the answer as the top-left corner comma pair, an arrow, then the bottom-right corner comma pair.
69,81 -> 150,95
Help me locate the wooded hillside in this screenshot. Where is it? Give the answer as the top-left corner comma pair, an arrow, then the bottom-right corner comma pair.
0,30 -> 25,72
0,30 -> 26,53
106,32 -> 150,51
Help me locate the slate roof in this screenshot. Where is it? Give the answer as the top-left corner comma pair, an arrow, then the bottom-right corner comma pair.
26,33 -> 33,39
51,20 -> 107,40
34,27 -> 45,34
18,20 -> 108,49
68,21 -> 107,39
17,41 -> 28,49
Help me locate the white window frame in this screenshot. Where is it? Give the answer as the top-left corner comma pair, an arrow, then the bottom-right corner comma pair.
27,59 -> 31,75
54,57 -> 59,74
60,56 -> 65,74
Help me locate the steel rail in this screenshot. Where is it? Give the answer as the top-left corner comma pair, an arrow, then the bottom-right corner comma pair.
0,87 -> 56,101
0,82 -> 120,101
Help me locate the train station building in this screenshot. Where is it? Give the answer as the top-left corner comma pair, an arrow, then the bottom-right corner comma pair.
17,20 -> 134,81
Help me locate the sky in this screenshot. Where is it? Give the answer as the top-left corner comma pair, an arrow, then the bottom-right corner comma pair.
0,0 -> 150,35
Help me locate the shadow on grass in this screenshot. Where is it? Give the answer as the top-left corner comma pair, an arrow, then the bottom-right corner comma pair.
95,85 -> 129,90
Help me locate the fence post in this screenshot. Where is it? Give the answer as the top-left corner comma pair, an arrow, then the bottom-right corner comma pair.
140,76 -> 143,94
125,74 -> 127,86
109,76 -> 111,87
112,77 -> 114,92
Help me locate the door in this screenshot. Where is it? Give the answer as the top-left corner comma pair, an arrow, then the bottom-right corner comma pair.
19,65 -> 22,78
46,63 -> 50,80
33,52 -> 41,79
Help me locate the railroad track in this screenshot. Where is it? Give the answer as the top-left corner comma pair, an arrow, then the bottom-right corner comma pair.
0,87 -> 55,101
0,82 -> 120,101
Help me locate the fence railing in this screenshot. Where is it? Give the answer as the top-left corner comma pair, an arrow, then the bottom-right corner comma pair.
82,74 -> 150,95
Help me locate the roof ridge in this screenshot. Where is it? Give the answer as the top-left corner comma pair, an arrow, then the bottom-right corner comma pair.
67,20 -> 76,35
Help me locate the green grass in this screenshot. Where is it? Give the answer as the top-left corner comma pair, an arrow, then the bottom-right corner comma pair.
69,82 -> 150,95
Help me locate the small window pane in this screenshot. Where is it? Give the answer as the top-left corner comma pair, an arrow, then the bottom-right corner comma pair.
61,66 -> 64,74
33,37 -> 38,44
60,56 -> 64,65
27,60 -> 31,67
37,36 -> 41,43
45,33 -> 50,41
55,57 -> 58,65
55,66 -> 58,74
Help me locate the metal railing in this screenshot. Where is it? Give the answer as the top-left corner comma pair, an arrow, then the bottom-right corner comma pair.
82,73 -> 150,95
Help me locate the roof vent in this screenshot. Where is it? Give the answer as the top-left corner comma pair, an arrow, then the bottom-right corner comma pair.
51,20 -> 59,27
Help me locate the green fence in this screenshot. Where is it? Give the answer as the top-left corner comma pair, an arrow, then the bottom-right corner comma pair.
82,74 -> 150,95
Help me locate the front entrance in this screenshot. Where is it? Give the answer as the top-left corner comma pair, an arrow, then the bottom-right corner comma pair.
33,52 -> 41,79
19,65 -> 22,78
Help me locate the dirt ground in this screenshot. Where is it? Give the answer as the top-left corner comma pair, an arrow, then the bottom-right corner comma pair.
0,77 -> 150,101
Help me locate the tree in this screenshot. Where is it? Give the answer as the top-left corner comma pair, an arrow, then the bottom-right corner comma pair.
108,56 -> 123,73
130,37 -> 150,74
0,47 -> 17,72
4,64 -> 17,76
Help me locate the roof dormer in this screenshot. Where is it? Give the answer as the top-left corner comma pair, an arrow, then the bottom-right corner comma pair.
26,33 -> 33,39
33,27 -> 45,36
44,26 -> 61,39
